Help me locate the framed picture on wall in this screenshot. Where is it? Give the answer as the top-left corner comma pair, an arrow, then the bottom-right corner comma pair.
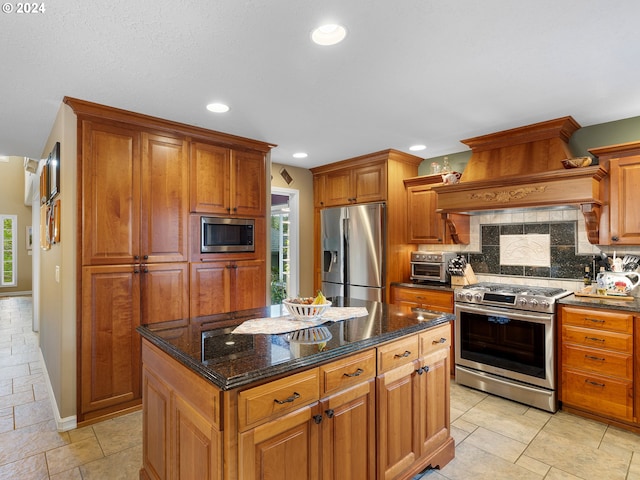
48,142 -> 60,201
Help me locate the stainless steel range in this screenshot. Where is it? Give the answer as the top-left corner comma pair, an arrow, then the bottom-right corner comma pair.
454,282 -> 572,412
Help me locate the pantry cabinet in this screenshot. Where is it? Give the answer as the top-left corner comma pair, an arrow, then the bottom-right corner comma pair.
190,141 -> 266,217
559,305 -> 634,423
403,175 -> 469,245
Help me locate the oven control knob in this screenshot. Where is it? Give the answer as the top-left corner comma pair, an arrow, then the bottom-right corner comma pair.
541,300 -> 550,309
465,292 -> 473,301
518,298 -> 528,307
474,294 -> 483,302
529,299 -> 539,307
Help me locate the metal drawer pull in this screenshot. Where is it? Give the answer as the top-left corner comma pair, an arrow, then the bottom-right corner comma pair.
584,336 -> 605,342
343,368 -> 364,378
432,337 -> 447,345
274,392 -> 300,404
585,318 -> 605,323
584,355 -> 605,362
585,379 -> 605,387
394,350 -> 411,358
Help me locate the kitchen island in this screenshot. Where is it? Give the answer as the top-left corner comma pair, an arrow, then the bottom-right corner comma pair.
137,298 -> 455,480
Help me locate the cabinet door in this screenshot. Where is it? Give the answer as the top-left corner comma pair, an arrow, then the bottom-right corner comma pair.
190,262 -> 231,318
406,185 -> 443,244
81,120 -> 141,265
609,156 -> 640,244
324,169 -> 353,207
142,366 -> 171,480
173,394 -> 222,480
81,265 -> 141,415
417,348 -> 450,458
232,150 -> 266,216
232,260 -> 266,311
190,142 -> 230,214
238,406 -> 320,480
353,163 -> 386,204
376,361 -> 419,480
141,262 -> 189,325
141,133 -> 189,263
321,380 -> 376,480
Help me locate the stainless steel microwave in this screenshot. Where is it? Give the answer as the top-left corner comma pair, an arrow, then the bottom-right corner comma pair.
201,217 -> 255,253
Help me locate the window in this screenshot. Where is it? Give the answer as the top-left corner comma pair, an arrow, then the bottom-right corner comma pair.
1,215 -> 17,287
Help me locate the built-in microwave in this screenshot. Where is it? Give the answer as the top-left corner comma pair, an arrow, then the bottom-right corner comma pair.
201,217 -> 255,253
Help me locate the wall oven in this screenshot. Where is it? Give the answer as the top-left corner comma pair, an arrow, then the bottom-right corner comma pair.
454,283 -> 570,412
201,217 -> 255,253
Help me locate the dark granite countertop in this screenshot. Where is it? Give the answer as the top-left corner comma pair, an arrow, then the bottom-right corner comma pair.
137,297 -> 454,391
559,293 -> 640,313
391,281 -> 455,292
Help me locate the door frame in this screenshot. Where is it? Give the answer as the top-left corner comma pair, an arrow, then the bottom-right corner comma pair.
271,186 -> 299,299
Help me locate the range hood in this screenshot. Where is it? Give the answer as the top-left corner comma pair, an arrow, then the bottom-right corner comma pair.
432,116 -> 607,243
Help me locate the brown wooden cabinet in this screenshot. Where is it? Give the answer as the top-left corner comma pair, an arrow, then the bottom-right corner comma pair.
559,305 -> 634,423
190,259 -> 266,318
142,341 -> 223,480
404,175 -> 469,245
190,141 -> 266,217
376,324 -> 453,480
311,150 -> 424,301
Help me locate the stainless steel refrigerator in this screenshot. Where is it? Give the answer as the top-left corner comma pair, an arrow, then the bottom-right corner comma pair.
321,203 -> 385,302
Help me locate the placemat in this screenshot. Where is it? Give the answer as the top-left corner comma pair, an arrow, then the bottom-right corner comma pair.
231,307 -> 368,335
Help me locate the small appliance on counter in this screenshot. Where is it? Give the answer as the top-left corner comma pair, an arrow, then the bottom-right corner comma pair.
410,251 -> 456,284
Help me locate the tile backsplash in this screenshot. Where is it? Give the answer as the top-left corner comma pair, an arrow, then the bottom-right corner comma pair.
418,207 -> 639,291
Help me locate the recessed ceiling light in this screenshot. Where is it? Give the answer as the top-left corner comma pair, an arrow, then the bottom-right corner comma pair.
293,152 -> 308,159
409,144 -> 427,152
311,24 -> 347,46
206,103 -> 230,113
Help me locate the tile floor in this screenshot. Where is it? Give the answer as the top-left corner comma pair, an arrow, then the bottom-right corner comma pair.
2,295 -> 640,479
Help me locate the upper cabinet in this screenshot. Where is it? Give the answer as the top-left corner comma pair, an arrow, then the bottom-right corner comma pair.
81,123 -> 189,265
190,142 -> 265,217
590,142 -> 640,245
404,175 -> 469,245
316,160 -> 386,207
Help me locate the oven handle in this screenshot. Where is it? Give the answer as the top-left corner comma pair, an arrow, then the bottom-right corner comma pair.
455,303 -> 553,324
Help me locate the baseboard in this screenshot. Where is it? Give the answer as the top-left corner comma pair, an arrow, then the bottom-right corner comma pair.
38,348 -> 77,432
0,290 -> 32,297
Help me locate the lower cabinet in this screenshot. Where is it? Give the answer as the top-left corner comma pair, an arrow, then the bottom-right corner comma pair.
376,324 -> 453,480
141,342 -> 222,480
140,323 -> 453,480
559,305 -> 635,424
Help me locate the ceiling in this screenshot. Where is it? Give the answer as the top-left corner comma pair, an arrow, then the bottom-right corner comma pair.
2,0 -> 640,168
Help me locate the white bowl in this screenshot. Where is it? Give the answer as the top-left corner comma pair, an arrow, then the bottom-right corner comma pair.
283,300 -> 331,320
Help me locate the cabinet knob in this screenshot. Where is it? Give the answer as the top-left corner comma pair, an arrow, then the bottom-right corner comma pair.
134,268 -> 140,274
325,409 -> 335,419
143,255 -> 149,260
313,415 -> 323,424
611,236 -> 619,242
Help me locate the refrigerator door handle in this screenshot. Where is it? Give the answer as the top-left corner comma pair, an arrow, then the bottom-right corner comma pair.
323,251 -> 338,273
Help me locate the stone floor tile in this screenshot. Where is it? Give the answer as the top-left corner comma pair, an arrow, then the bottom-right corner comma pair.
543,467 -> 587,480
0,419 -> 68,466
0,452 -> 48,480
79,444 -> 142,480
464,426 -> 528,463
67,425 -> 98,444
14,398 -> 54,429
515,454 -> 551,477
0,389 -> 34,409
93,411 -> 142,456
525,429 -> 629,480
45,437 -> 105,475
49,467 -> 83,480
602,425 -> 640,454
0,364 -> 30,381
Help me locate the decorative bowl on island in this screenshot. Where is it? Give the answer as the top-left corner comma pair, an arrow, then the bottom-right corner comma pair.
283,298 -> 332,321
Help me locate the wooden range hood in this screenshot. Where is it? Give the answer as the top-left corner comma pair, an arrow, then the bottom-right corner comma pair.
432,116 -> 607,243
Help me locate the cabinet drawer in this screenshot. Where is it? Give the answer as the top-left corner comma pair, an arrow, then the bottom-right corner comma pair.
561,307 -> 632,333
562,368 -> 633,421
419,323 -> 451,356
377,335 -> 419,374
320,349 -> 376,396
562,325 -> 632,353
238,368 -> 319,431
392,288 -> 453,312
562,344 -> 633,379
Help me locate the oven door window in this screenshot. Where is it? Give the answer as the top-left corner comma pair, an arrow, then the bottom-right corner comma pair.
412,263 -> 442,278
459,310 -> 546,379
